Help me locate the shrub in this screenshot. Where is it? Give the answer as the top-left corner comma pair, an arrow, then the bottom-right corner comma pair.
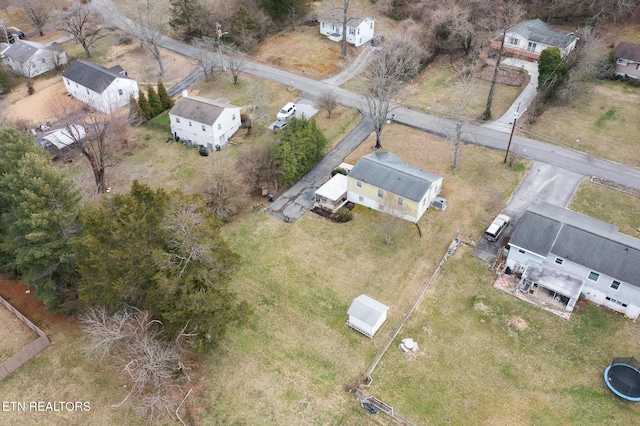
331,167 -> 347,177
332,207 -> 353,223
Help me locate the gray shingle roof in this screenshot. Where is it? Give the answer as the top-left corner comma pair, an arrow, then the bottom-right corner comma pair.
2,40 -> 50,62
62,60 -> 133,94
169,96 -> 237,124
348,152 -> 442,202
510,200 -> 640,287
347,294 -> 388,327
510,19 -> 576,49
616,41 -> 640,62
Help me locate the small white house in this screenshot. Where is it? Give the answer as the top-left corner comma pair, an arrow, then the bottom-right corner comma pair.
169,94 -> 241,150
42,125 -> 86,157
62,61 -> 139,114
319,10 -> 375,48
347,294 -> 389,338
314,173 -> 348,213
491,18 -> 577,61
2,40 -> 67,78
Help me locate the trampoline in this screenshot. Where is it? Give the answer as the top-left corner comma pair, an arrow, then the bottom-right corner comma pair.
604,357 -> 640,401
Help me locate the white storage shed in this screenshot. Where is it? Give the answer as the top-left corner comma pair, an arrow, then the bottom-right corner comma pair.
347,294 -> 389,338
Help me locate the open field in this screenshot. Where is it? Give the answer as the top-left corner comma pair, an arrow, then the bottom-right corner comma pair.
0,304 -> 38,364
569,180 -> 640,237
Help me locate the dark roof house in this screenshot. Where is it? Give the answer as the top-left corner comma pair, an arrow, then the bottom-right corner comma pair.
62,61 -> 131,94
614,41 -> 640,79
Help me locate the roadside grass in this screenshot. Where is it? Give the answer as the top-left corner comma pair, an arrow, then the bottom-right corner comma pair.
569,180 -> 640,237
369,246 -> 640,424
524,83 -> 640,168
192,126 -> 528,424
0,305 -> 37,363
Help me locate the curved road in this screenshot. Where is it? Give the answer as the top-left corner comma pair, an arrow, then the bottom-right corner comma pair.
91,0 -> 640,196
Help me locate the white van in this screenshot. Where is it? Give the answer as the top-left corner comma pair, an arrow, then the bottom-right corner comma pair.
484,214 -> 511,241
276,102 -> 296,121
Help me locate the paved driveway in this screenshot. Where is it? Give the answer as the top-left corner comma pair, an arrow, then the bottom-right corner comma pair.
474,162 -> 586,262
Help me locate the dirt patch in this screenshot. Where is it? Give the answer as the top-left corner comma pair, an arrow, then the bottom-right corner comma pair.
1,78 -> 71,126
476,61 -> 526,87
508,316 -> 528,331
474,302 -> 491,313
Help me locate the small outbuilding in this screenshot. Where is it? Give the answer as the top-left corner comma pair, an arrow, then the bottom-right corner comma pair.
314,173 -> 348,213
347,294 -> 389,338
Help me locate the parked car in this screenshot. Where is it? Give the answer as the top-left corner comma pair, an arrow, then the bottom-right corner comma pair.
484,213 -> 511,241
7,28 -> 25,44
276,102 -> 296,121
272,118 -> 289,132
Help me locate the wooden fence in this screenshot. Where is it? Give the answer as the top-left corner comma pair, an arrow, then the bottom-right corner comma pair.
0,295 -> 50,381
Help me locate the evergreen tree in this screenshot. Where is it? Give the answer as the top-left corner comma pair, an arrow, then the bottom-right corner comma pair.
230,6 -> 261,50
76,181 -> 249,350
137,90 -> 153,120
0,127 -> 81,311
272,117 -> 328,186
128,94 -> 146,126
259,0 -> 310,27
168,0 -> 211,37
147,85 -> 163,118
156,79 -> 174,110
538,47 -> 569,99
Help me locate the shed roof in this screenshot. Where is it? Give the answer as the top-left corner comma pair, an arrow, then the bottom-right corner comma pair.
615,41 -> 640,62
62,60 -> 133,94
43,125 -> 85,149
347,294 -> 389,327
315,173 -> 348,201
348,152 -> 442,202
509,19 -> 576,49
169,96 -> 238,125
510,200 -> 640,287
319,9 -> 372,27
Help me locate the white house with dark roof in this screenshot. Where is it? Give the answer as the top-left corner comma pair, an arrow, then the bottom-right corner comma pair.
169,94 -> 241,150
614,41 -> 640,79
2,40 -> 67,78
347,152 -> 443,223
319,10 -> 374,47
506,199 -> 640,320
347,294 -> 389,338
490,18 -> 577,61
62,60 -> 139,114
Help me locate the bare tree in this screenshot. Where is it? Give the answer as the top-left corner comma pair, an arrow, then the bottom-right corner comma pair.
319,90 -> 338,118
58,6 -> 105,59
225,45 -> 247,84
16,60 -> 40,94
47,96 -> 128,194
480,1 -> 524,120
444,58 -> 476,171
244,83 -> 270,136
123,2 -> 166,75
193,37 -> 218,80
324,0 -> 360,59
236,140 -> 281,194
195,157 -> 246,222
376,191 -> 409,245
24,0 -> 51,37
362,35 -> 421,149
80,305 -> 192,422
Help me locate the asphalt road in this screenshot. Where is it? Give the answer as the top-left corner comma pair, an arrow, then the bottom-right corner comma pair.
90,0 -> 640,213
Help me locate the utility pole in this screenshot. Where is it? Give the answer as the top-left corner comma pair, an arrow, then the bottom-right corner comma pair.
216,23 -> 228,72
504,103 -> 526,164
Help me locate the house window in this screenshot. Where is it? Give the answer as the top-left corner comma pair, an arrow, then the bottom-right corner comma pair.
358,196 -> 364,202
118,89 -> 123,96
397,197 -> 403,206
377,189 -> 384,198
527,42 -> 537,52
508,37 -> 519,46
617,58 -> 629,65
232,114 -> 236,120
349,28 -> 355,35
357,28 -> 360,35
518,249 -> 525,254
356,180 -> 362,187
189,121 -> 192,127
555,258 -> 563,265
217,123 -> 222,130
611,280 -> 621,290
637,64 -> 640,70
86,88 -> 90,94
422,198 -> 426,205
201,125 -> 206,131
370,22 -> 373,29
75,82 -> 78,88
176,117 -> 180,123
588,271 -> 600,282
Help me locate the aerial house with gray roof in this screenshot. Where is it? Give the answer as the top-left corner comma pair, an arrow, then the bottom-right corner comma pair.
169,93 -> 241,150
506,200 -> 640,320
347,152 -> 443,223
62,60 -> 139,114
2,40 -> 67,78
490,18 -> 577,61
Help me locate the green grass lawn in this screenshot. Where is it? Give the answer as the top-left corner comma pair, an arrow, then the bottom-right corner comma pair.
525,80 -> 640,168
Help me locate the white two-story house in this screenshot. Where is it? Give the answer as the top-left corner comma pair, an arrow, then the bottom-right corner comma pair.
506,200 -> 640,320
491,18 -> 577,61
62,61 -> 139,114
319,10 -> 375,48
169,94 -> 241,150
